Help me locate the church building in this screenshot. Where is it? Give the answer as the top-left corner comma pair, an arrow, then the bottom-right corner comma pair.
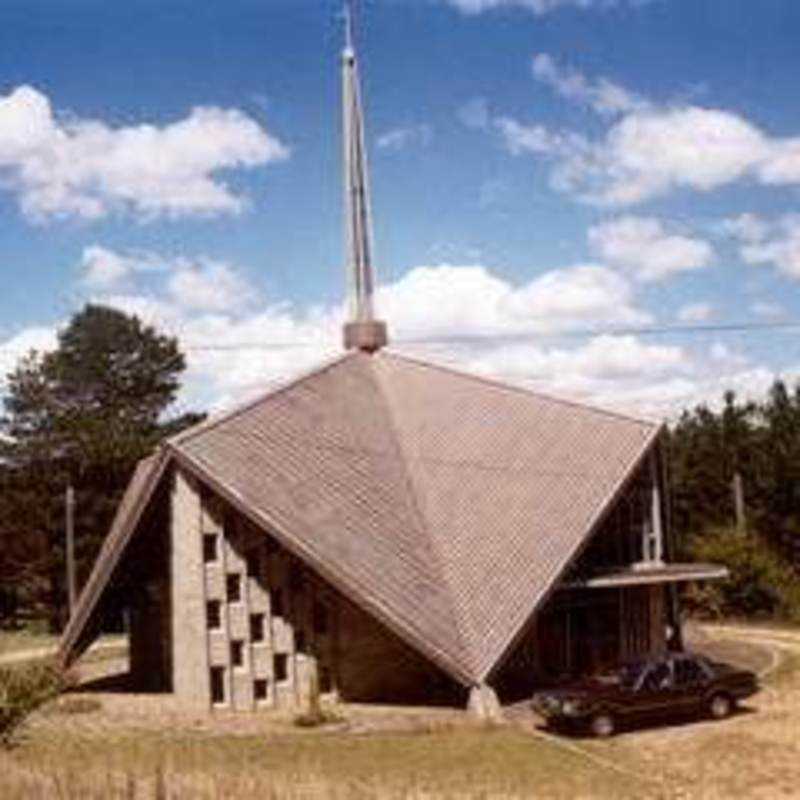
58,7 -> 725,717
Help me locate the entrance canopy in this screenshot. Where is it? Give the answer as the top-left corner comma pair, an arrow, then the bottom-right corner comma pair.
564,563 -> 728,589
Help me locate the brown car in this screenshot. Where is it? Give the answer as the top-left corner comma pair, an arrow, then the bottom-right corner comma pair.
532,651 -> 759,737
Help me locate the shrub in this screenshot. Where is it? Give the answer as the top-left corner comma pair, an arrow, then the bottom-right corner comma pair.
0,660 -> 65,745
685,527 -> 800,622
293,670 -> 343,729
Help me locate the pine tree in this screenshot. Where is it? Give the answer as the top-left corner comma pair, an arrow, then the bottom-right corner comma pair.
0,304 -> 202,629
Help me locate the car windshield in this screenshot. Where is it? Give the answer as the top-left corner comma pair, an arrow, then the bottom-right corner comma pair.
617,660 -> 649,690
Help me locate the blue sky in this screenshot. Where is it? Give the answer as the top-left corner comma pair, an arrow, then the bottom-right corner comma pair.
1,0 -> 799,419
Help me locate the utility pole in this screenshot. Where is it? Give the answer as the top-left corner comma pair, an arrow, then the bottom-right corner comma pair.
732,471 -> 746,534
66,485 -> 76,618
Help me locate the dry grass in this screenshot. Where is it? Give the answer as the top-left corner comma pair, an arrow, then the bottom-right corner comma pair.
590,623 -> 800,799
0,631 -> 58,658
2,623 -> 800,799
2,726 -> 649,799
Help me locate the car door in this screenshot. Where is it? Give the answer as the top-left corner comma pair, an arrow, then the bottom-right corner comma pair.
672,655 -> 711,712
632,658 -> 675,720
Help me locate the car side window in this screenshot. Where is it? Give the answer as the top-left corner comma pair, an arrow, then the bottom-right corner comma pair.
642,661 -> 672,691
675,657 -> 708,686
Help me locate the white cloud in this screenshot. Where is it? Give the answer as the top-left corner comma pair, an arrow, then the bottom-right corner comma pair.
532,54 -> 646,117
721,212 -> 770,244
724,213 -> 800,279
3,250 -> 793,423
376,124 -> 433,151
458,97 -> 490,130
167,261 -> 260,312
73,257 -> 652,411
588,216 -> 713,282
0,326 -> 58,386
496,58 -> 800,205
562,107 -> 768,205
469,334 -> 685,383
81,245 -> 135,288
759,139 -> 800,185
443,0 -> 639,15
377,262 -> 650,339
495,116 -> 576,156
0,85 -> 289,222
80,245 -> 166,289
428,331 -> 788,421
677,302 -> 714,323
751,300 -> 785,319
80,245 -> 258,313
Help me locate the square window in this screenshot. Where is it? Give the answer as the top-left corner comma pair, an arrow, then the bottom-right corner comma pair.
206,600 -> 222,630
254,678 -> 268,701
226,573 -> 242,603
231,640 -> 244,667
312,602 -> 329,636
274,653 -> 288,682
289,564 -> 304,594
203,534 -> 217,563
270,588 -> 284,617
210,666 -> 225,704
250,614 -> 265,643
246,549 -> 260,578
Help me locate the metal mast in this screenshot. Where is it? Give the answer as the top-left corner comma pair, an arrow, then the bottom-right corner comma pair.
341,0 -> 388,352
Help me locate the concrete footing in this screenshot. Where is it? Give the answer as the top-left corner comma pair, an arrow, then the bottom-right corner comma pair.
467,683 -> 503,722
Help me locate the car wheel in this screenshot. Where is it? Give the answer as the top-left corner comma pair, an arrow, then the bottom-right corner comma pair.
709,693 -> 733,720
590,712 -> 615,738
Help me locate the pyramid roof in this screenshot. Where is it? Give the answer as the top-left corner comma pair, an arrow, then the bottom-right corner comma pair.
61,351 -> 659,682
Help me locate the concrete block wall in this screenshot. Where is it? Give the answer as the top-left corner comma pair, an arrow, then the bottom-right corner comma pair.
171,468 -> 211,705
179,487 -> 323,711
168,472 -> 462,711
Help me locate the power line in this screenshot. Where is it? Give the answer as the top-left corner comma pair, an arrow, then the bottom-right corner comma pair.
396,320 -> 800,346
0,318 -> 797,358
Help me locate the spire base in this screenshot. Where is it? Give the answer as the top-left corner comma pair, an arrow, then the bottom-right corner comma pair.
343,320 -> 388,353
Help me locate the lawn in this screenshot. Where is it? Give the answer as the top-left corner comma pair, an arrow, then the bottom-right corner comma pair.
0,629 -> 59,658
2,725 -> 648,800
1,622 -> 799,800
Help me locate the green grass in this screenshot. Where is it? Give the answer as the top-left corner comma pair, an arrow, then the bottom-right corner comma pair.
2,726 -> 649,799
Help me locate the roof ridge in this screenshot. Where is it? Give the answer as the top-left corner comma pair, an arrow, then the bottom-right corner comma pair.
379,349 -> 660,428
169,351 -> 352,448
368,356 -> 482,679
171,443 -> 476,685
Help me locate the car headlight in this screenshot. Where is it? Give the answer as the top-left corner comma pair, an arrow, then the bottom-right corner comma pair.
561,699 -> 583,716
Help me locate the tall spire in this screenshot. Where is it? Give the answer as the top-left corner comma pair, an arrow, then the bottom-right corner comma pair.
341,0 -> 388,353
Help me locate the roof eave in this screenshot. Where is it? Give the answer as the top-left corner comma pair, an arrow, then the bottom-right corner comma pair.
58,449 -> 170,668
479,423 -> 664,683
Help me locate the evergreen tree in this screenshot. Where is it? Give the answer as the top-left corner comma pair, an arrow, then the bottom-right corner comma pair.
0,304 -> 202,629
669,380 -> 800,568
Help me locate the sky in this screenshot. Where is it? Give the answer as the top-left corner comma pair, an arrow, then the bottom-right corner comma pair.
1,0 -> 799,421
